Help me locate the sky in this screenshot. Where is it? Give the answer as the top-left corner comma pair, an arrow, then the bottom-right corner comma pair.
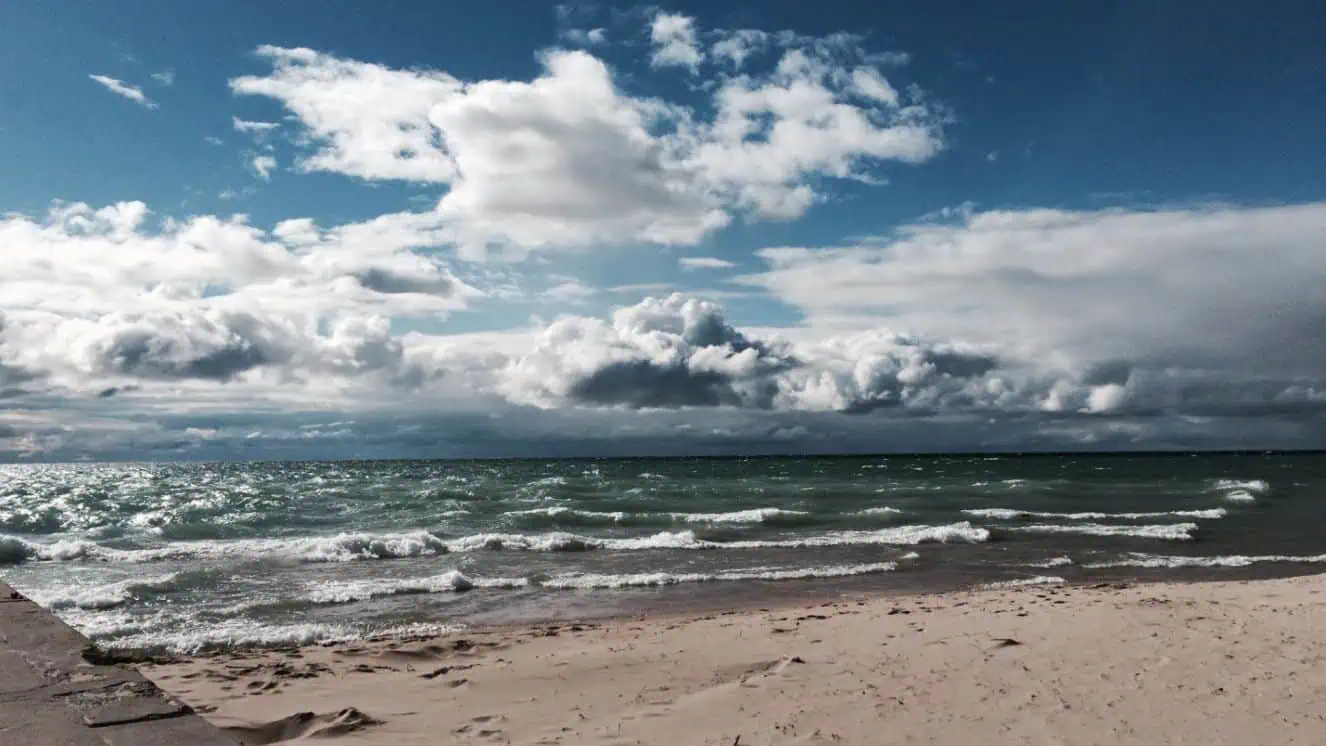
2,0 -> 1325,461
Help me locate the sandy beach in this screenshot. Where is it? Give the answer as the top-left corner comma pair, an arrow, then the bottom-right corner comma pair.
136,573 -> 1326,745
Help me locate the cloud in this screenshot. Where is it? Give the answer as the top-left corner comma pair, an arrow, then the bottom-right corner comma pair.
679,256 -> 737,270
230,46 -> 461,182
711,30 -> 769,68
151,70 -> 175,86
88,75 -> 157,109
649,13 -> 703,70
204,136 -> 225,146
491,293 -> 1018,415
561,27 -> 606,45
233,116 -> 280,135
0,200 -> 477,400
228,22 -> 942,258
544,279 -> 596,303
738,201 -> 1326,417
249,154 -> 277,180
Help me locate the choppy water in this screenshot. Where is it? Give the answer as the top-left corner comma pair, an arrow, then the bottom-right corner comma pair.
3,454 -> 1324,654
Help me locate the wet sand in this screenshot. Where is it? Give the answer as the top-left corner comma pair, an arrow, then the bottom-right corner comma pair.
142,573 -> 1326,745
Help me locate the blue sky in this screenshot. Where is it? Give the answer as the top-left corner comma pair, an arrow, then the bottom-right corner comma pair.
2,1 -> 1325,460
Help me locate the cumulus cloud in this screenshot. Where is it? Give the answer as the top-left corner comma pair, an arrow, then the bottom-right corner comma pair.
0,200 -> 476,398
492,293 -> 1022,414
89,75 -> 157,108
230,46 -> 461,182
151,70 -> 175,86
228,21 -> 943,258
649,13 -> 704,70
738,201 -> 1326,418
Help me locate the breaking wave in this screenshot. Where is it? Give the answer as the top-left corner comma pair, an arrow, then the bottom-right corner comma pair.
1084,552 -> 1326,569
541,561 -> 899,590
1212,479 -> 1269,503
1004,522 -> 1199,541
305,571 -> 529,604
965,508 -> 1226,521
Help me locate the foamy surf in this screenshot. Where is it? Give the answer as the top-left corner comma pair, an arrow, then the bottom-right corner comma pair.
305,571 -> 529,604
1028,556 -> 1074,568
0,530 -> 453,565
964,508 -> 1226,521
1084,552 -> 1326,569
1212,478 -> 1269,502
1004,522 -> 1199,540
25,573 -> 182,610
445,522 -> 989,552
96,619 -> 465,655
981,575 -> 1066,590
542,561 -> 899,590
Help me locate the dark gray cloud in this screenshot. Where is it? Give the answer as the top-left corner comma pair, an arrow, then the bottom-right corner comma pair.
352,267 -> 458,296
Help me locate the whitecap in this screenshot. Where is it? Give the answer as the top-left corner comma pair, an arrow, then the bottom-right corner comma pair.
305,571 -> 528,604
669,508 -> 809,524
445,522 -> 990,553
1084,552 -> 1326,569
1028,556 -> 1074,568
1005,522 -> 1198,541
964,507 -> 1226,521
26,573 -> 181,611
542,561 -> 898,590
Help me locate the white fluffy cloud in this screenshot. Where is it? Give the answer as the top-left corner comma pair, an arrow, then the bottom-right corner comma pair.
738,201 -> 1326,416
230,46 -> 462,182
228,20 -> 943,258
649,13 -> 704,70
0,200 -> 476,399
89,75 -> 157,109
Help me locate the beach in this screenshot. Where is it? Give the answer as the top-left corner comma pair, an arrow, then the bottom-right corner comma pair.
139,573 -> 1326,745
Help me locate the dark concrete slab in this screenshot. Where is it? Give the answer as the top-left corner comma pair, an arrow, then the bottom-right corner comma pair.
0,702 -> 110,746
0,650 -> 46,695
0,579 -> 239,744
99,712 -> 244,746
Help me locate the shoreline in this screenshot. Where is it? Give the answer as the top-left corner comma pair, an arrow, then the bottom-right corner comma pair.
140,571 -> 1326,744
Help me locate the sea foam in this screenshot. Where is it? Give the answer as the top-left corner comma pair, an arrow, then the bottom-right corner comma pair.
981,575 -> 1066,590
1084,552 -> 1326,569
1004,522 -> 1199,540
305,571 -> 528,604
541,561 -> 899,590
964,507 -> 1226,521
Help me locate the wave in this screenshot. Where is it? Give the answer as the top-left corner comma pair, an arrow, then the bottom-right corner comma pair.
852,507 -> 903,516
95,619 -> 465,656
25,573 -> 183,611
1028,556 -> 1074,568
541,561 -> 899,590
964,507 -> 1226,521
1004,522 -> 1198,540
3,530 -> 452,565
672,508 -> 810,525
503,507 -> 628,524
1212,479 -> 1269,503
981,576 -> 1065,590
1084,552 -> 1326,569
305,571 -> 529,605
447,522 -> 989,553
503,506 -> 815,528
